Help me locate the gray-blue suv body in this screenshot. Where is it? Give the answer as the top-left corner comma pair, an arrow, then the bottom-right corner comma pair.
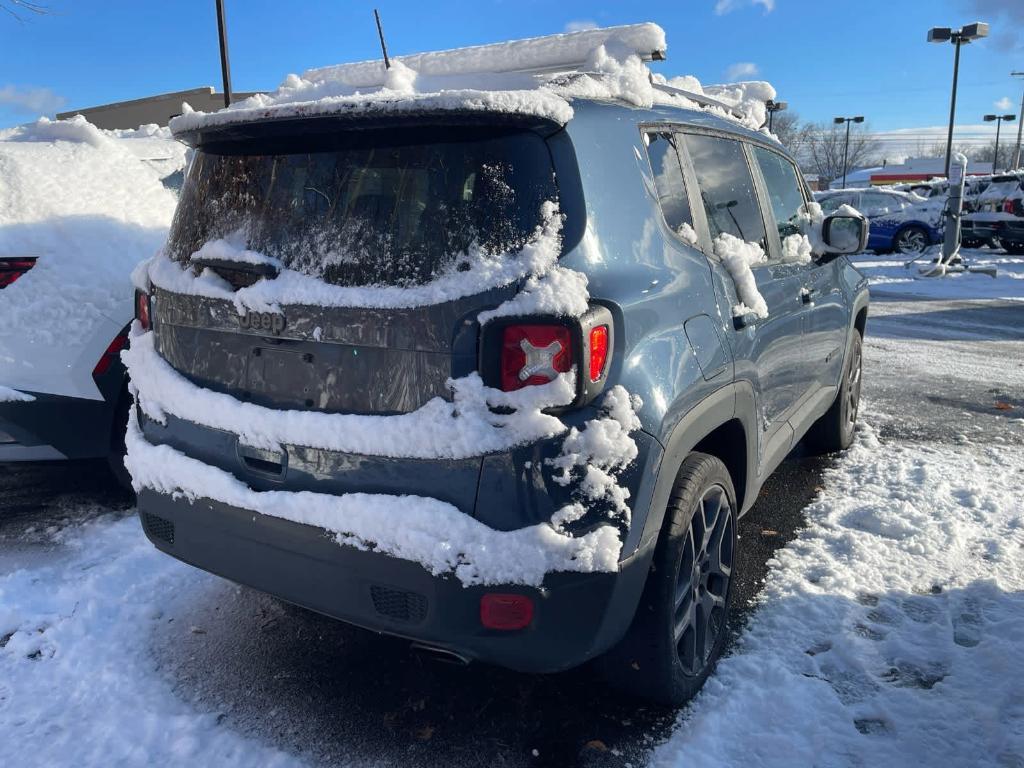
134,96 -> 869,705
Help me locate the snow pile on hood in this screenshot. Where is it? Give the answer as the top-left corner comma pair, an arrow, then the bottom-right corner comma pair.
168,23 -> 774,137
0,118 -> 185,390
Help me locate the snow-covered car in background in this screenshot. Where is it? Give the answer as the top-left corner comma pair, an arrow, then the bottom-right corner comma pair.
816,188 -> 941,254
961,173 -> 1024,253
0,117 -> 185,478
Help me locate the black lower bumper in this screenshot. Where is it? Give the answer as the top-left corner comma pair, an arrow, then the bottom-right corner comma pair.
0,391 -> 117,460
137,489 -> 652,673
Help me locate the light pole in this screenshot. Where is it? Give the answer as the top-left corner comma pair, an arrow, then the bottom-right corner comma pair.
984,114 -> 1016,173
215,0 -> 233,108
834,115 -> 864,189
1012,72 -> 1024,170
766,99 -> 787,133
928,22 -> 989,178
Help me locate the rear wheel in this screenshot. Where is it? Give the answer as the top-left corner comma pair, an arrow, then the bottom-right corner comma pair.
600,452 -> 737,706
805,329 -> 862,454
894,225 -> 929,255
1002,242 -> 1024,255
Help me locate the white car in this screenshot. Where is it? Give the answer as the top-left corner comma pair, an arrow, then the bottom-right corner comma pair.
0,117 -> 184,480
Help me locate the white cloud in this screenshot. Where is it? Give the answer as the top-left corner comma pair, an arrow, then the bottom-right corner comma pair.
715,0 -> 775,15
994,96 -> 1014,111
725,62 -> 759,81
564,20 -> 598,33
0,85 -> 66,115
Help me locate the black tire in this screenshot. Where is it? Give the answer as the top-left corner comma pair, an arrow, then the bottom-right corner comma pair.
804,329 -> 863,454
894,225 -> 930,255
106,385 -> 134,493
600,452 -> 738,706
1002,242 -> 1024,255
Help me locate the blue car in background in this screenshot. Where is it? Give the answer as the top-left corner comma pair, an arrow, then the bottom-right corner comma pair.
816,188 -> 942,254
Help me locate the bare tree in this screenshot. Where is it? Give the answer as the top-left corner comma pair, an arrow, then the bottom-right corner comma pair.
769,111 -> 814,159
1,1 -> 47,22
804,123 -> 881,185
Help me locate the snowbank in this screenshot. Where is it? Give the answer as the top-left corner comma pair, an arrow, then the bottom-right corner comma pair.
653,421 -> 1024,768
0,385 -> 35,402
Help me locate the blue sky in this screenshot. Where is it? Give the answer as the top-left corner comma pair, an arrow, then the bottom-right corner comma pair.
1,0 -> 1022,146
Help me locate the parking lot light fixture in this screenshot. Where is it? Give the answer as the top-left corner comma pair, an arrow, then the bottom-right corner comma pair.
834,116 -> 865,189
765,99 -> 787,132
929,22 -> 990,178
985,113 -> 1017,173
1012,72 -> 1024,170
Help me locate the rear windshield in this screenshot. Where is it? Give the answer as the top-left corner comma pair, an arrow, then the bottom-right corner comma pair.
167,127 -> 557,287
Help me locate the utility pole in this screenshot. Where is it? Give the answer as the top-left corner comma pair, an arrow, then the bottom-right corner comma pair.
1012,72 -> 1024,170
216,0 -> 233,108
834,115 -> 864,189
928,23 -> 989,178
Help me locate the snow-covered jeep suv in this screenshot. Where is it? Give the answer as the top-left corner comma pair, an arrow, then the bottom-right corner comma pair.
126,24 -> 869,705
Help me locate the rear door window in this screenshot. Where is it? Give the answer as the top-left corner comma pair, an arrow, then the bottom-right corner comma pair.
682,133 -> 768,251
644,132 -> 693,239
752,146 -> 807,240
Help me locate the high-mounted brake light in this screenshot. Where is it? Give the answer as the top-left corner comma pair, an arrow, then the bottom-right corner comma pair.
0,257 -> 37,289
500,325 -> 572,392
589,325 -> 609,382
480,593 -> 534,630
135,290 -> 151,331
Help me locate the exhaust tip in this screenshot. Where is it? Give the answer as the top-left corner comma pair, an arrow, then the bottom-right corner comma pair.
410,642 -> 471,666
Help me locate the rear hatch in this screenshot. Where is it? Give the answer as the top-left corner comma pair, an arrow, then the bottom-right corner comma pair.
158,116 -> 560,416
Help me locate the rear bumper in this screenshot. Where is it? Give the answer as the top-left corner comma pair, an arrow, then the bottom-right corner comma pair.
0,391 -> 115,461
962,217 -> 1024,244
137,488 -> 653,672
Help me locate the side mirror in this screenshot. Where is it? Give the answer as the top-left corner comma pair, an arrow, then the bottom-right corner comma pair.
821,214 -> 868,254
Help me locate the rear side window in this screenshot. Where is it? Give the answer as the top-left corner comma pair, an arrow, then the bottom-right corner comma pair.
752,146 -> 806,239
644,132 -> 693,238
682,133 -> 767,251
167,128 -> 557,288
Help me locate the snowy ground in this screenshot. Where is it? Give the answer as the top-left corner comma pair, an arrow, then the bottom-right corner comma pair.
2,249 -> 1022,767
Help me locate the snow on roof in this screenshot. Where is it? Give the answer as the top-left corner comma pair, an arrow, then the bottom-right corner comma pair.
169,23 -> 775,138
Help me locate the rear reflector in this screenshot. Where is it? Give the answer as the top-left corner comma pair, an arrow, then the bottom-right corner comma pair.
588,325 -> 609,382
480,593 -> 534,630
93,332 -> 129,378
0,257 -> 37,289
500,324 -> 572,391
135,290 -> 151,331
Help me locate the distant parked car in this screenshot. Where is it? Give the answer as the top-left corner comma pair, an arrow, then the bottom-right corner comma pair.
0,118 -> 184,481
961,173 -> 1024,253
816,188 -> 941,254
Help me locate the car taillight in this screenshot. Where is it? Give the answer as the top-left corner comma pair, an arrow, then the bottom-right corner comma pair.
480,593 -> 534,630
93,330 -> 129,378
135,290 -> 151,331
589,325 -> 609,382
500,324 -> 572,391
0,257 -> 37,289
1004,200 -> 1015,214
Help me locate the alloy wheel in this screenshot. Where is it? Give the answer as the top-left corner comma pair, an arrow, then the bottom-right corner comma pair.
896,228 -> 927,254
672,484 -> 734,676
845,339 -> 862,430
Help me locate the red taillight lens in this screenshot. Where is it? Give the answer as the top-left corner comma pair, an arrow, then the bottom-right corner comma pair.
588,325 -> 609,382
480,593 -> 534,630
93,332 -> 129,378
135,291 -> 151,331
500,324 -> 572,391
0,258 -> 37,288
1004,200 -> 1015,214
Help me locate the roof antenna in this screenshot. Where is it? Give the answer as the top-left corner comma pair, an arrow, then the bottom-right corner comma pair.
374,9 -> 391,70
